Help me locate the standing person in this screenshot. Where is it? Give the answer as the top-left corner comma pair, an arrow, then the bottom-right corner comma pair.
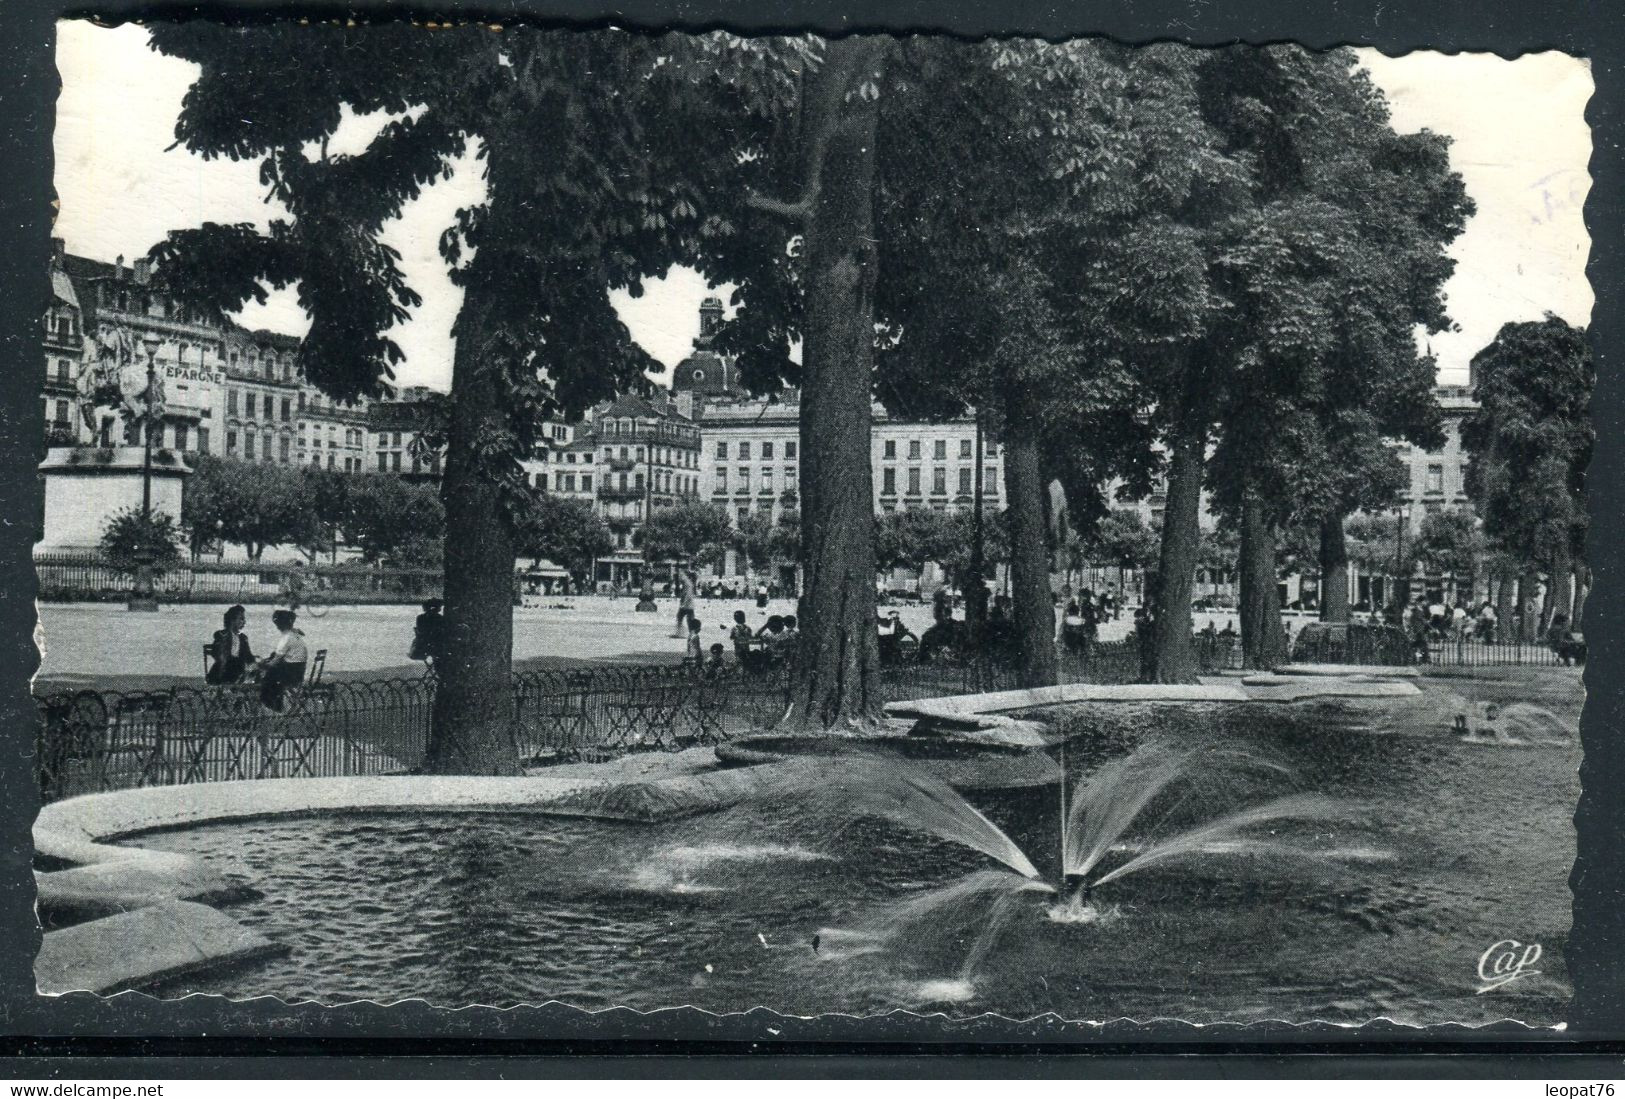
410,598 -> 446,669
206,604 -> 255,685
756,580 -> 769,609
258,609 -> 309,713
685,614 -> 703,665
673,570 -> 695,638
730,610 -> 756,663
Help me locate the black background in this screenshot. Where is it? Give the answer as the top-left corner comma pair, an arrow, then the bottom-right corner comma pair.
0,0 -> 1620,1078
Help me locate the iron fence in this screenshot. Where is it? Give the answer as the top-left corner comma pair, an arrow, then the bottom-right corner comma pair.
31,640 -> 1148,802
34,552 -> 441,604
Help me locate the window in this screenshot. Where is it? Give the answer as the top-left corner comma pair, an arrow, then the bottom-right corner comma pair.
959,438 -> 972,459
739,441 -> 751,460
561,473 -> 575,492
56,358 -> 71,382
933,468 -> 947,495
245,428 -> 256,456
762,441 -> 774,460
907,468 -> 921,495
738,507 -> 750,526
392,452 -> 402,472
243,393 -> 254,419
378,453 -> 388,472
581,475 -> 592,492
53,398 -> 69,426
761,467 -> 774,492
394,432 -> 403,447
883,440 -> 896,459
175,424 -> 189,452
986,442 -> 999,458
1426,464 -> 1444,494
197,427 -> 209,453
908,440 -> 921,460
785,465 -> 796,487
958,468 -> 972,495
985,466 -> 998,491
263,434 -> 274,461
716,467 -> 728,491
635,473 -> 645,490
227,430 -> 238,454
882,467 -> 896,494
281,397 -> 292,423
739,467 -> 750,491
327,454 -> 335,470
785,441 -> 797,459
934,439 -> 947,461
298,392 -> 306,411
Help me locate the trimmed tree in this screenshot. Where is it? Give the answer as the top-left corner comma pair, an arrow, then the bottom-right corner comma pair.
640,500 -> 733,574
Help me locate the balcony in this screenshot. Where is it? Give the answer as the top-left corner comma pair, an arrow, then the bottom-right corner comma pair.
599,484 -> 645,501
607,456 -> 637,471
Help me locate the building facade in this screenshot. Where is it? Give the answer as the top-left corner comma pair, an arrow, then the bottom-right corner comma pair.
49,241 -> 374,473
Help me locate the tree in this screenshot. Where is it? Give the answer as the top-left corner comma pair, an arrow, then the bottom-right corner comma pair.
148,24 -> 745,772
640,500 -> 732,571
181,455 -> 318,561
345,474 -> 445,568
1413,509 -> 1484,598
732,511 -> 779,574
1201,47 -> 1468,668
1462,314 -> 1593,628
516,494 -> 613,588
873,507 -> 954,581
100,507 -> 183,575
768,508 -> 802,570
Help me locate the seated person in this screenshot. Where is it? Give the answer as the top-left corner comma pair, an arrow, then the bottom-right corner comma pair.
410,598 -> 447,666
918,616 -> 964,664
207,604 -> 255,685
257,609 -> 309,713
1547,613 -> 1587,666
877,611 -> 916,665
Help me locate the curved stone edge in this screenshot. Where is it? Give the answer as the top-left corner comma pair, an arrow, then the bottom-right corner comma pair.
33,774 -> 615,997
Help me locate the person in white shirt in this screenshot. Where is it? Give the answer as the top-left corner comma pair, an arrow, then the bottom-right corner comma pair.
259,609 -> 309,712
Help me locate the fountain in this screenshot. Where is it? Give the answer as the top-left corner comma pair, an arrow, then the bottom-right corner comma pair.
768,735 -> 1353,996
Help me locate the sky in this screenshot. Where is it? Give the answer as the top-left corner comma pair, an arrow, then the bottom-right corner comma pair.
53,24 -> 1594,390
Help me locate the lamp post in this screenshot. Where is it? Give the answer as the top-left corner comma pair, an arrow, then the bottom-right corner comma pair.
127,335 -> 162,612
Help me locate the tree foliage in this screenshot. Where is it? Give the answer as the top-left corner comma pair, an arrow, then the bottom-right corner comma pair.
640,500 -> 733,568
516,493 -> 613,584
1462,315 -> 1592,578
100,507 -> 184,575
181,455 -> 320,560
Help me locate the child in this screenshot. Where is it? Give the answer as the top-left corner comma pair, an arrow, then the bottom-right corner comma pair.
707,642 -> 727,677
730,609 -> 755,662
685,614 -> 703,664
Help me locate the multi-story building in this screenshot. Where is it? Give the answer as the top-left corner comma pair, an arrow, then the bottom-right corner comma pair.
368,386 -> 442,480
50,240 -> 374,471
585,394 -> 703,588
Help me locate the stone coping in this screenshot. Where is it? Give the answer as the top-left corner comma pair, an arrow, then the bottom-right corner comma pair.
36,900 -> 286,997
885,682 -> 1250,719
1273,663 -> 1420,679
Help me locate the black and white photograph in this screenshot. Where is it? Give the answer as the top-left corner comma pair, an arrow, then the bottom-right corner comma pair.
26,18 -> 1594,1029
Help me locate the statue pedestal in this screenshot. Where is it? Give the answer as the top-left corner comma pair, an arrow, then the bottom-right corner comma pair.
36,446 -> 192,554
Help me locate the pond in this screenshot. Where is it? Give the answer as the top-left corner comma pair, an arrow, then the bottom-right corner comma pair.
127,676 -> 1578,1025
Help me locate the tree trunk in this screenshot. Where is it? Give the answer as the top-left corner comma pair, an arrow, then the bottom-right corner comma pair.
423,278 -> 519,775
1518,568 -> 1540,643
1238,489 -> 1288,670
1318,511 -> 1350,623
1494,567 -> 1516,641
1572,563 -> 1590,630
1148,427 -> 1204,683
1548,543 -> 1575,627
1003,402 -> 1058,688
783,37 -> 887,732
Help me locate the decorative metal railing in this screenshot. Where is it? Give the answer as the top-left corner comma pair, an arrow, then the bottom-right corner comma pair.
31,642 -> 1144,802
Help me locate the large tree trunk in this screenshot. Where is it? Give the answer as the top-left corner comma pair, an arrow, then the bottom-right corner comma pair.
1003,402 -> 1057,688
1148,427 -> 1204,683
424,280 -> 518,775
1318,511 -> 1350,623
1238,489 -> 1288,670
783,37 -> 887,732
1572,563 -> 1590,630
